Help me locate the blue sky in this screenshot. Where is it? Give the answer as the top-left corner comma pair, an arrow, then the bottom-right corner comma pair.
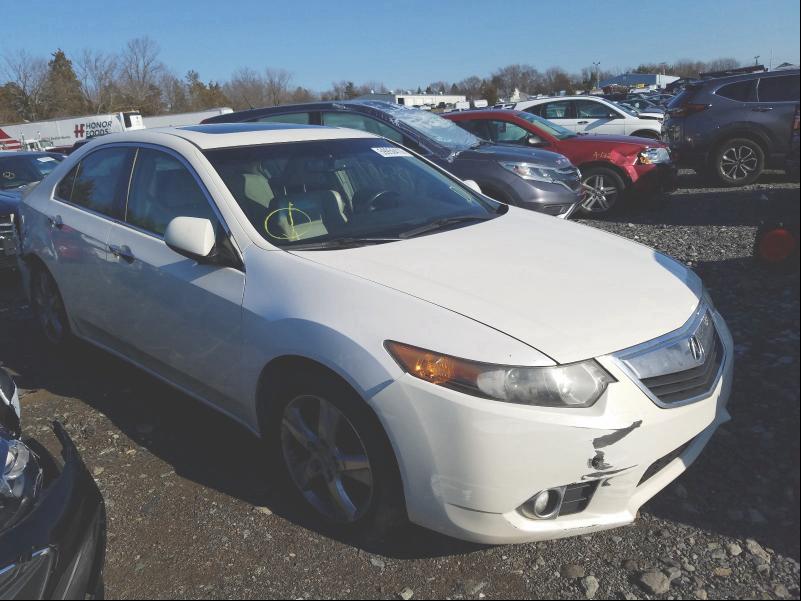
3,0 -> 799,91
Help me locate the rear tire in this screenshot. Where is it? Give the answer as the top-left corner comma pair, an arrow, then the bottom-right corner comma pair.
579,167 -> 626,216
29,265 -> 72,350
711,137 -> 765,187
263,368 -> 405,541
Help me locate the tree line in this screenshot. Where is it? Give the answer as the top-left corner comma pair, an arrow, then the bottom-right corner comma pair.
1,37 -> 741,124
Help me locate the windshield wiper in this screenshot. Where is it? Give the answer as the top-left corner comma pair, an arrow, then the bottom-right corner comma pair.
399,215 -> 493,239
288,236 -> 403,251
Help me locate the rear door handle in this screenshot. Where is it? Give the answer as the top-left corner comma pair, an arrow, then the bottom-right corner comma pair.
751,107 -> 774,112
109,244 -> 135,263
47,214 -> 63,229
577,120 -> 590,125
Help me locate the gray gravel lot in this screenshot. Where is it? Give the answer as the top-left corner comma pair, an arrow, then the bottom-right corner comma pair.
1,170 -> 799,600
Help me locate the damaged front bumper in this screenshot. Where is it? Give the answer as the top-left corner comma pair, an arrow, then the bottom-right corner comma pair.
369,309 -> 733,544
0,423 -> 106,599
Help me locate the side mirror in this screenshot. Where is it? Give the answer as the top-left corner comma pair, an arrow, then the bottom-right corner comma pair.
463,179 -> 482,194
164,217 -> 216,262
527,135 -> 545,146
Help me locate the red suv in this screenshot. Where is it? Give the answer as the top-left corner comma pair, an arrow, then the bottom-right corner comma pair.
444,109 -> 677,215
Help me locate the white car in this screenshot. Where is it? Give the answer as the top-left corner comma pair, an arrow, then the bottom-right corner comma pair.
19,124 -> 733,544
515,96 -> 663,139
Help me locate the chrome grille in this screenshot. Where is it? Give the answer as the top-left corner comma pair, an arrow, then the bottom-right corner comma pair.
553,167 -> 582,192
1,214 -> 19,257
613,303 -> 727,408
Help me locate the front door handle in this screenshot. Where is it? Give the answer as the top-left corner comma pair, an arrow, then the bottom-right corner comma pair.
47,214 -> 63,229
109,244 -> 135,263
751,107 -> 774,112
577,120 -> 590,125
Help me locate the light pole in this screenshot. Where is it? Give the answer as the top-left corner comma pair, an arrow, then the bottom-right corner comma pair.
592,61 -> 601,90
754,55 -> 761,66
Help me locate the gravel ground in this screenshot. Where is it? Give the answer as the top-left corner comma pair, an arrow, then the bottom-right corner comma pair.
1,170 -> 799,600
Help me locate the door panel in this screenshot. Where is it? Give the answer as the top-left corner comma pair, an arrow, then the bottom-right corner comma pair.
104,147 -> 247,418
48,147 -> 133,338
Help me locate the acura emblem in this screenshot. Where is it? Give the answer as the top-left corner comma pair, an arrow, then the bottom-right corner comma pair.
688,335 -> 705,363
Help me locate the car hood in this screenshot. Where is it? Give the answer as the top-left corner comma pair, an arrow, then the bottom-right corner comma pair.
455,143 -> 574,168
0,189 -> 21,215
291,209 -> 702,363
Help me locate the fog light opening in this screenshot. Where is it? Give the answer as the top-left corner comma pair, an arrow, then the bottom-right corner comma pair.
520,487 -> 565,520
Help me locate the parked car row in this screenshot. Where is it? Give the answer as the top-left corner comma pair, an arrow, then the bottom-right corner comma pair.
14,121 -> 734,546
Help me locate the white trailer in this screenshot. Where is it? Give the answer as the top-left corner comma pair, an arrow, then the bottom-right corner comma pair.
0,111 -> 144,152
143,107 -> 233,129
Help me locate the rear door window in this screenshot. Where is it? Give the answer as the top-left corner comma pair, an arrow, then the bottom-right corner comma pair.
540,101 -> 573,119
716,80 -> 756,102
61,147 -> 132,217
757,75 -> 800,102
321,112 -> 404,143
125,148 -> 219,237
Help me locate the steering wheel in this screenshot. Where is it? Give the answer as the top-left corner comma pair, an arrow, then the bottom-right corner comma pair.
356,189 -> 400,213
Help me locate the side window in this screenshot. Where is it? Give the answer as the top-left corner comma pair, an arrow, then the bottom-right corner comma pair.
758,75 -> 800,102
321,112 -> 404,143
487,120 -> 529,143
716,80 -> 756,102
68,147 -> 131,216
253,112 -> 310,124
575,100 -> 617,118
455,119 -> 490,140
541,101 -> 572,119
126,148 -> 218,237
56,165 -> 78,200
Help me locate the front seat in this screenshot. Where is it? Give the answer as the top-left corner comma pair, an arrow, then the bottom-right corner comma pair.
265,190 -> 348,241
218,163 -> 275,226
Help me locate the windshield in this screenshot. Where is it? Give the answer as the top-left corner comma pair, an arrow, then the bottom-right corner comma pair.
205,138 -> 501,249
515,112 -> 576,140
382,105 -> 482,150
0,154 -> 62,190
612,101 -> 640,117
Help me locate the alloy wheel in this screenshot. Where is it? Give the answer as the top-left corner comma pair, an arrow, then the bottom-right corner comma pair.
280,394 -> 373,523
720,145 -> 759,181
581,174 -> 620,213
32,271 -> 66,344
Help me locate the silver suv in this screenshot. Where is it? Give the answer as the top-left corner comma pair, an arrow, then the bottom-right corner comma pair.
663,69 -> 799,186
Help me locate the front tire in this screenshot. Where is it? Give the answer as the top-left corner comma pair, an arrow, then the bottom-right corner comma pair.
711,137 -> 765,186
264,369 -> 404,539
579,167 -> 626,216
30,265 -> 72,349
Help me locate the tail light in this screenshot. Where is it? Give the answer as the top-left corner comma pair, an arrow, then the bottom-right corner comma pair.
668,103 -> 710,118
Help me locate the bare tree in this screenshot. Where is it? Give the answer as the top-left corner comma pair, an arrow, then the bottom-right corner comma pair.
224,67 -> 267,110
75,49 -> 119,113
119,37 -> 164,112
264,68 -> 292,106
2,49 -> 49,120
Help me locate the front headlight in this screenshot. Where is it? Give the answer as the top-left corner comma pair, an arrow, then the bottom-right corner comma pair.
1,436 -> 43,531
637,147 -> 671,164
499,161 -> 557,183
385,341 -> 615,408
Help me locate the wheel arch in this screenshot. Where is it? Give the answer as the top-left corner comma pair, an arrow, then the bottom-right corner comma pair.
630,129 -> 662,140
710,126 -> 772,157
254,353 -> 407,513
577,161 -> 633,188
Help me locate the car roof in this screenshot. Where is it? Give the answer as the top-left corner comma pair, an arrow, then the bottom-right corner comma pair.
698,68 -> 800,87
83,122 -> 378,150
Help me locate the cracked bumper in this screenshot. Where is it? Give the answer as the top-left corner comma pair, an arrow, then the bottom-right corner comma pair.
369,314 -> 733,544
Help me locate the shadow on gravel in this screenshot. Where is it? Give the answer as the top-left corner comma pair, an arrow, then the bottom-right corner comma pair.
1,270 -> 481,560
674,170 -> 795,190
589,178 -> 799,228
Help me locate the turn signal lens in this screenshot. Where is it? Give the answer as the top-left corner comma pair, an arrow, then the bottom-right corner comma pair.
385,341 -> 614,408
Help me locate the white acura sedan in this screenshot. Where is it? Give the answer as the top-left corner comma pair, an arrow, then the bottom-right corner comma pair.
18,124 -> 733,544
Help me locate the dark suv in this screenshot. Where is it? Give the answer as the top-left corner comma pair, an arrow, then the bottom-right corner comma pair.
663,69 -> 800,186
202,101 -> 584,217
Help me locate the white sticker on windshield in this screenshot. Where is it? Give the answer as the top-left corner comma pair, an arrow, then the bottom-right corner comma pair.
37,156 -> 56,162
372,147 -> 411,158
